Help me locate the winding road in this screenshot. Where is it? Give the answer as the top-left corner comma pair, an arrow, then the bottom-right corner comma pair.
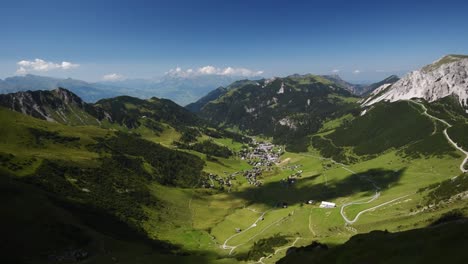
221,210 -> 271,255
301,153 -> 409,225
410,100 -> 468,173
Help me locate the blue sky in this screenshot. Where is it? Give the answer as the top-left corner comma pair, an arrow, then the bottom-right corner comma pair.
1,0 -> 468,82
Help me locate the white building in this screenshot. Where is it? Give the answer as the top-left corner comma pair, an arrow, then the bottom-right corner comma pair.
319,201 -> 336,208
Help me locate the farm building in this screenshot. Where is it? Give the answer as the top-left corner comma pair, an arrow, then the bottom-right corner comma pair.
319,201 -> 336,208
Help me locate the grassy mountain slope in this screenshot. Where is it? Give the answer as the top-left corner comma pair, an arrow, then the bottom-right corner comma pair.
186,86 -> 228,112
0,88 -> 205,139
0,174 -> 214,264
199,74 -> 360,151
0,88 -> 107,126
95,95 -> 200,129
311,100 -> 462,163
278,219 -> 468,264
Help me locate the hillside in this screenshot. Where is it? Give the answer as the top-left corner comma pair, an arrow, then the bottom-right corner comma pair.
198,74 -> 360,151
0,88 -> 202,131
186,87 -> 228,112
363,55 -> 468,108
0,106 -> 218,262
278,218 -> 468,264
95,95 -> 201,129
0,88 -> 108,126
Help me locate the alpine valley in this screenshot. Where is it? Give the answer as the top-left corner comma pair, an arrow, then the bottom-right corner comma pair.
1,55 -> 468,264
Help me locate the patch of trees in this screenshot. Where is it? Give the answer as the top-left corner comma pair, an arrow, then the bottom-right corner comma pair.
448,123 -> 468,150
93,132 -> 205,187
179,127 -> 201,143
203,128 -> 252,144
24,157 -> 156,226
398,132 -> 460,159
241,234 -> 289,261
418,173 -> 468,205
175,139 -> 233,158
28,127 -> 80,147
311,136 -> 347,163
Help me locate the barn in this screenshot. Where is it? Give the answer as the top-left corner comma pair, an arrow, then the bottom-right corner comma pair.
319,201 -> 336,208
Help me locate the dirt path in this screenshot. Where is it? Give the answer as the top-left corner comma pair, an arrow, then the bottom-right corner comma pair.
308,209 -> 317,236
411,100 -> 468,173
221,210 -> 271,255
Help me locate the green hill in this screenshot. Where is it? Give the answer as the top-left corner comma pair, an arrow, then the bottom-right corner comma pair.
312,101 -> 461,163
198,74 -> 360,151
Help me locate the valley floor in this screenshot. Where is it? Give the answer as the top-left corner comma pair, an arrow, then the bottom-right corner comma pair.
144,143 -> 468,263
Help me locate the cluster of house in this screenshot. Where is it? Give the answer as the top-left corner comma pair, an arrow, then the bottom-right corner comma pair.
280,164 -> 303,187
239,140 -> 284,187
240,141 -> 282,165
201,172 -> 237,190
243,167 -> 263,186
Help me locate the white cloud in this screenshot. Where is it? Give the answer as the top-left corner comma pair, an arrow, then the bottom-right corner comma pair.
353,69 -> 361,74
166,65 -> 264,78
102,73 -> 125,81
16,58 -> 79,74
331,69 -> 340,73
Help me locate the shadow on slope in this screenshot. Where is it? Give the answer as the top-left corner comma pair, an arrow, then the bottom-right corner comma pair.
231,168 -> 405,206
278,217 -> 468,264
0,173 -> 219,264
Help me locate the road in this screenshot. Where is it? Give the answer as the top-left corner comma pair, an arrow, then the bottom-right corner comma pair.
410,100 -> 468,173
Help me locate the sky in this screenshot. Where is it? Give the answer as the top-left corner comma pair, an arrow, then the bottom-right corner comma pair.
1,0 -> 468,83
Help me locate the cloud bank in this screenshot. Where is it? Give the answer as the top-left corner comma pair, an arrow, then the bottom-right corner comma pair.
16,58 -> 79,74
102,73 -> 125,81
166,66 -> 263,78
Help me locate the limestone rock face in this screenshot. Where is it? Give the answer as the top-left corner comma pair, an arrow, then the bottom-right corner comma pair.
363,55 -> 468,108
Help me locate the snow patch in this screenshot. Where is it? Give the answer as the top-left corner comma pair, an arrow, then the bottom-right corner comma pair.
277,82 -> 285,94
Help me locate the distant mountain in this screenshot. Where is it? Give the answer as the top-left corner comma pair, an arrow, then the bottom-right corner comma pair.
321,74 -> 399,95
320,74 -> 365,94
359,75 -> 400,95
185,79 -> 257,113
362,55 -> 468,108
0,74 -> 261,105
185,86 -> 228,112
0,74 -> 136,103
0,88 -> 200,129
196,74 -> 360,151
101,74 -> 262,106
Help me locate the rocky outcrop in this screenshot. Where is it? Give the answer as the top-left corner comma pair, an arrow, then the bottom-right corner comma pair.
363,55 -> 468,108
0,88 -> 109,125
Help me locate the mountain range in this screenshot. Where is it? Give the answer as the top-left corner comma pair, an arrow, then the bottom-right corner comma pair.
0,73 -> 263,106
1,55 -> 467,264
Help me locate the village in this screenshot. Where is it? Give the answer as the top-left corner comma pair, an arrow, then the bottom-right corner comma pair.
201,139 -> 282,190
200,139 -> 337,209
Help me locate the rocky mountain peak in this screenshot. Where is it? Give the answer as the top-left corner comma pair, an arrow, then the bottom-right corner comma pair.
362,55 -> 468,108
